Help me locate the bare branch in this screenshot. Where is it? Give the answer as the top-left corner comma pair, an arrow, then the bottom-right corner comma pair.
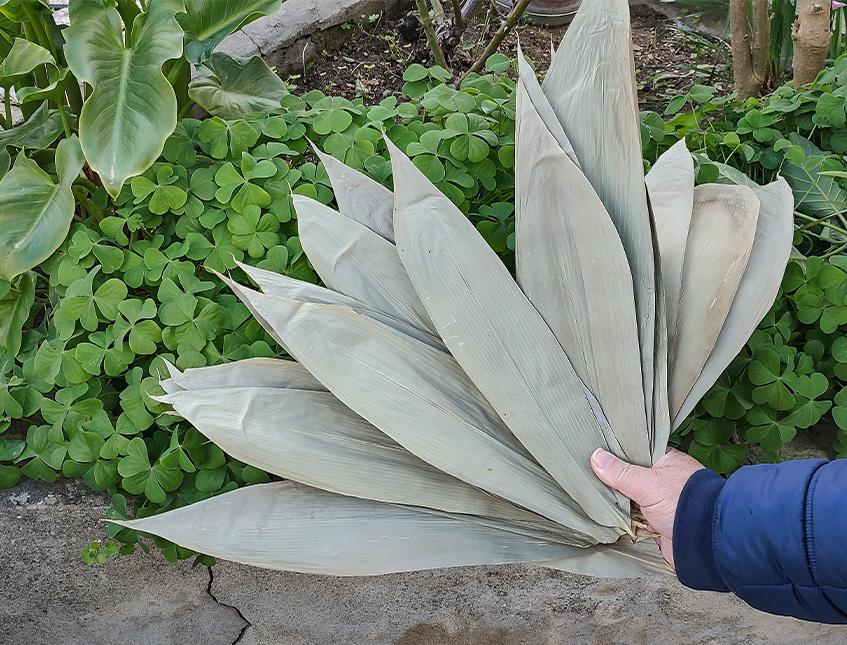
465,0 -> 531,77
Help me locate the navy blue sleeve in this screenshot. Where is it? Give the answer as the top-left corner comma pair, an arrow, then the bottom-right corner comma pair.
673,458 -> 847,623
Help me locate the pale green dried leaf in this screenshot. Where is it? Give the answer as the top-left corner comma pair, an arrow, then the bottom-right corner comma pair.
294,194 -> 434,333
541,538 -> 673,578
387,138 -> 628,532
515,74 -> 649,467
313,146 -> 395,241
670,184 -> 760,419
110,481 -> 596,575
674,179 -> 793,427
542,0 -> 657,436
160,386 -> 571,529
646,139 -> 695,358
515,49 -> 579,166
160,357 -> 326,394
233,261 -> 443,350
220,278 -> 615,542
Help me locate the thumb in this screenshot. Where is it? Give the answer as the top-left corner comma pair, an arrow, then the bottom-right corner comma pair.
591,449 -> 655,505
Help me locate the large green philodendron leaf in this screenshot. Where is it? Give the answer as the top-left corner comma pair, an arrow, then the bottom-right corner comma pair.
0,37 -> 54,85
64,0 -> 184,198
178,0 -> 281,63
188,53 -> 287,119
0,101 -> 64,150
0,136 -> 85,280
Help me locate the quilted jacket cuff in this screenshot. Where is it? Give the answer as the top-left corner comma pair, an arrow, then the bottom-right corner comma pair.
673,468 -> 730,592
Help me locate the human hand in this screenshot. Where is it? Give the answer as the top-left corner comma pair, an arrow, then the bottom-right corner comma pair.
591,448 -> 704,567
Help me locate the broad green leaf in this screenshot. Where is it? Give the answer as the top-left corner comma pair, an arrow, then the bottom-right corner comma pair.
178,0 -> 281,63
188,53 -> 287,119
16,65 -> 72,105
0,101 -> 64,150
782,135 -> 847,218
64,0 -> 184,197
388,139 -> 628,531
0,136 -> 85,280
0,38 -> 54,84
0,272 -> 35,354
514,73 -> 648,467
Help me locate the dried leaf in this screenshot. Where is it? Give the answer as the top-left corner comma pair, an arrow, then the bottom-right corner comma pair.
314,146 -> 395,241
111,482 -> 593,575
388,138 -> 628,532
674,179 -> 793,427
670,184 -> 760,418
294,195 -> 434,332
515,74 -> 649,467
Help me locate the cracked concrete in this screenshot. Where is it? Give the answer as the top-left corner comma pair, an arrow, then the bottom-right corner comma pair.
3,479 -> 846,644
0,479 -> 245,645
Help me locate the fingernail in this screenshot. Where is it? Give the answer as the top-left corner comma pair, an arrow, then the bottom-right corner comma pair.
591,448 -> 614,470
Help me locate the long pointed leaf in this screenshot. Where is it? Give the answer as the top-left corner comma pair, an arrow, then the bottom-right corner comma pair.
234,261 -> 443,350
541,538 -> 673,578
313,146 -> 395,241
542,0 -> 657,436
160,386 -> 570,529
515,50 -> 579,166
674,179 -> 793,427
111,482 -> 594,576
221,279 -> 616,542
670,184 -> 760,418
388,138 -> 628,531
514,74 -> 649,467
160,357 -> 326,393
294,195 -> 434,332
646,139 -> 695,357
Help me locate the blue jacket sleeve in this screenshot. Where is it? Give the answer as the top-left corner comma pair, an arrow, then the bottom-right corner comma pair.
673,459 -> 847,623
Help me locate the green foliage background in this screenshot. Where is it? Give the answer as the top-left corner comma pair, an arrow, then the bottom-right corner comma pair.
2,53 -> 847,560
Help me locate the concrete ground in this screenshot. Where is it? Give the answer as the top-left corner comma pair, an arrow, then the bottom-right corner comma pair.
1,480 -> 845,645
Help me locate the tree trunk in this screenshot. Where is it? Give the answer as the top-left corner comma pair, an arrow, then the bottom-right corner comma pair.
793,0 -> 831,87
729,0 -> 770,99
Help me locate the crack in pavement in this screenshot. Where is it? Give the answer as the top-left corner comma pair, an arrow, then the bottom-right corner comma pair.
206,565 -> 251,644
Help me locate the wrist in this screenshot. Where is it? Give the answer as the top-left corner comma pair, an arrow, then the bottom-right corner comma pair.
672,468 -> 730,592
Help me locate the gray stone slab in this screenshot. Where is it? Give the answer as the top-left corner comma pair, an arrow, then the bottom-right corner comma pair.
0,480 -> 246,645
210,559 -> 846,645
220,0 -> 408,63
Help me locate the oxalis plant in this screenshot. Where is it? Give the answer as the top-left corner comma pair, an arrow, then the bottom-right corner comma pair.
0,0 -> 287,282
112,0 -> 794,577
